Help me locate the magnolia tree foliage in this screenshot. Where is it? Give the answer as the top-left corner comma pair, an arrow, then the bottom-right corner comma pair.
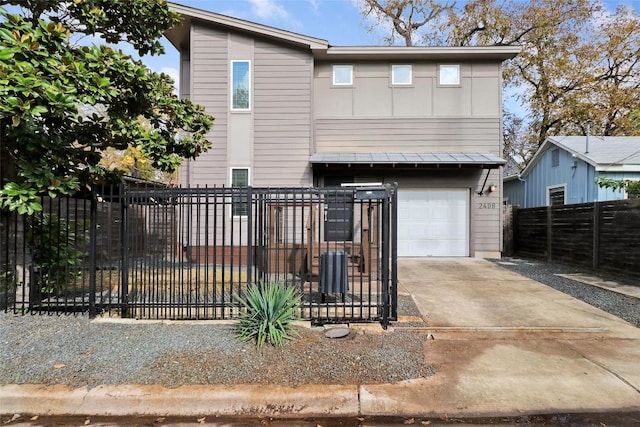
357,0 -> 640,169
0,0 -> 213,215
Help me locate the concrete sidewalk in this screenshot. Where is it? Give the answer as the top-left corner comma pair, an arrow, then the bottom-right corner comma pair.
2,258 -> 640,419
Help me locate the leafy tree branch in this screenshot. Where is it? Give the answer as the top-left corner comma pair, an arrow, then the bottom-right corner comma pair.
0,0 -> 213,214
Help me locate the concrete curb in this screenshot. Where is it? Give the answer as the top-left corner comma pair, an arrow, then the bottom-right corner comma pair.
0,384 -> 359,418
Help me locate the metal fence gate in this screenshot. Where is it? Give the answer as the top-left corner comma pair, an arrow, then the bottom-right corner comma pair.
1,183 -> 398,326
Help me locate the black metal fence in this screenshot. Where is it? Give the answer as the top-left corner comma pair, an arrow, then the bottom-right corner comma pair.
1,183 -> 398,326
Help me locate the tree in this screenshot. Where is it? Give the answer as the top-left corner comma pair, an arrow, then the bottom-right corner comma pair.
359,0 -> 454,46
0,0 -> 213,215
355,1 -> 640,169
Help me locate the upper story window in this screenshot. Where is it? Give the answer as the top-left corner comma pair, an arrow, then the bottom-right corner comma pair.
231,60 -> 250,110
439,64 -> 460,86
392,65 -> 412,85
551,148 -> 560,167
231,167 -> 250,216
332,65 -> 353,86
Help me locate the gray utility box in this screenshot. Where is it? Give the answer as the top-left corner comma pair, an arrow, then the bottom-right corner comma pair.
319,250 -> 349,302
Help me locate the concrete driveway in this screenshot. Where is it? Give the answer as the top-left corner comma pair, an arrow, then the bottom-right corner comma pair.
398,257 -> 640,335
360,258 -> 640,417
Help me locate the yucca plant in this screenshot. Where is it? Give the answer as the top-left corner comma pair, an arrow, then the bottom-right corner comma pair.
236,282 -> 302,348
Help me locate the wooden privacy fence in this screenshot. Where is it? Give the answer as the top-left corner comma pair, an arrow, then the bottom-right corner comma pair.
511,199 -> 640,277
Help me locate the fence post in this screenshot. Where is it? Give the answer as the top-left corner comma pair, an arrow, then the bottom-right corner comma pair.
88,185 -> 98,318
546,205 -> 553,262
380,184 -> 391,329
247,186 -> 253,285
120,183 -> 129,318
391,183 -> 398,320
592,201 -> 600,270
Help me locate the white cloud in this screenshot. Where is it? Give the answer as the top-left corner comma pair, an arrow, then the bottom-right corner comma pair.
308,0 -> 320,13
249,0 -> 290,20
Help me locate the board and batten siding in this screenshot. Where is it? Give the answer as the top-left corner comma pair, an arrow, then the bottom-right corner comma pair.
182,23 -> 229,187
313,62 -> 502,155
313,62 -> 501,118
253,41 -> 313,186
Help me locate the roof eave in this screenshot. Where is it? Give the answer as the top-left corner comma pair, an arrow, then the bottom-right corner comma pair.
168,2 -> 329,50
313,46 -> 521,61
595,164 -> 640,173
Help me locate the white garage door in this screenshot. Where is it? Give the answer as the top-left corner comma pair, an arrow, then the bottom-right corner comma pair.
397,189 -> 469,257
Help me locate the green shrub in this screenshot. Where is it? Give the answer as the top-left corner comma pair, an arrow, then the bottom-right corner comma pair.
236,282 -> 301,348
25,213 -> 88,296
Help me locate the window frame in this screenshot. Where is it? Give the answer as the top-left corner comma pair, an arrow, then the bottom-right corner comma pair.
438,64 -> 461,86
230,167 -> 250,217
230,60 -> 251,111
547,184 -> 567,207
332,65 -> 353,86
391,64 -> 413,86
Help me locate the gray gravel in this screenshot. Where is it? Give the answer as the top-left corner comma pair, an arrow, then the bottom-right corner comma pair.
492,257 -> 640,328
0,295 -> 432,387
6,259 -> 635,389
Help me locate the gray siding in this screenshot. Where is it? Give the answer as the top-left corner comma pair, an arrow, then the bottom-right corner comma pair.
315,117 -> 501,154
183,23 -> 229,187
314,62 -> 501,119
253,41 -> 313,186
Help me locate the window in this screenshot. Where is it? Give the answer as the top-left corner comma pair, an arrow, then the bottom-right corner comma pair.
439,64 -> 460,86
231,61 -> 250,110
332,65 -> 353,86
231,168 -> 249,216
392,65 -> 412,85
551,149 -> 560,167
548,186 -> 565,206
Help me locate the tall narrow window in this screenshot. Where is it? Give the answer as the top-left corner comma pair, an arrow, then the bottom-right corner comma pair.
332,65 -> 353,86
551,148 -> 560,167
392,65 -> 412,85
439,64 -> 460,86
231,168 -> 249,216
231,60 -> 250,110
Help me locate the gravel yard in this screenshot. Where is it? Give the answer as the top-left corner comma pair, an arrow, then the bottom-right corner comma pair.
0,295 -> 432,388
3,258 -> 638,389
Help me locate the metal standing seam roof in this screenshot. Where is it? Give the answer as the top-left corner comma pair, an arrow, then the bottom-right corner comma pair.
309,152 -> 506,167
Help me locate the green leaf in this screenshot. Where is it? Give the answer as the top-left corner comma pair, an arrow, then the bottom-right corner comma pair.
0,48 -> 15,61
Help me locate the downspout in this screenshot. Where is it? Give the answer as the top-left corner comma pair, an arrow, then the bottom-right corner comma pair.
517,174 -> 527,208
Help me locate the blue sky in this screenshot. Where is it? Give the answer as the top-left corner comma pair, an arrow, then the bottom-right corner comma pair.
144,0 -> 640,89
145,0 -> 376,82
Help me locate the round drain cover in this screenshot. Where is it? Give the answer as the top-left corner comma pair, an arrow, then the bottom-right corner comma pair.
325,328 -> 350,339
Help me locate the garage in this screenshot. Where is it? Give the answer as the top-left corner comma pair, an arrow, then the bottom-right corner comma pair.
397,189 -> 469,257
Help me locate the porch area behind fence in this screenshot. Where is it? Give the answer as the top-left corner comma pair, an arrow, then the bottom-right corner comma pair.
0,183 -> 398,326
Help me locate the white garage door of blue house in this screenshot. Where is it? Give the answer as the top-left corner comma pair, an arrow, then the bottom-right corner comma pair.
397,189 -> 470,257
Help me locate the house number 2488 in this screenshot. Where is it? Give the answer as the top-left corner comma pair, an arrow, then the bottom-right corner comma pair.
478,202 -> 497,209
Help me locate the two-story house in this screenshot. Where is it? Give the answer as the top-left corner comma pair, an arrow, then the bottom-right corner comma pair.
165,3 -> 518,259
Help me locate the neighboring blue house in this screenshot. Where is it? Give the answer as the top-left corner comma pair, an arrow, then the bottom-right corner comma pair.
504,136 -> 640,208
